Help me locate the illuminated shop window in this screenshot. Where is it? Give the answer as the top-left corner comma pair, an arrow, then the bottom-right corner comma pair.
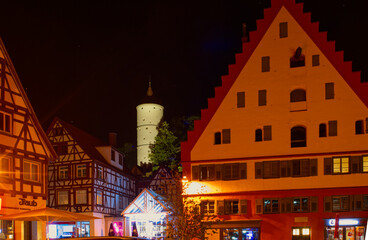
23,160 -> 40,182
292,228 -> 300,236
333,157 -> 349,174
302,228 -> 310,235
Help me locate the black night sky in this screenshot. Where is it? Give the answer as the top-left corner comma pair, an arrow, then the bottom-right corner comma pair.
0,0 -> 366,147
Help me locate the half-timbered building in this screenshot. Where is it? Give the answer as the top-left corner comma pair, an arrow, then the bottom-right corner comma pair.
181,0 -> 368,239
0,38 -> 57,240
46,117 -> 135,237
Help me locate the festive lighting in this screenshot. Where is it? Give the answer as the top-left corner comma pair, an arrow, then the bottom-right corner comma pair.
183,181 -> 211,195
328,219 -> 359,226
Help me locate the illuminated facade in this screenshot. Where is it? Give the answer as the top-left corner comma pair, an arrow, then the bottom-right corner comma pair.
46,118 -> 136,237
181,0 -> 368,239
136,82 -> 164,165
0,38 -> 57,240
121,188 -> 169,239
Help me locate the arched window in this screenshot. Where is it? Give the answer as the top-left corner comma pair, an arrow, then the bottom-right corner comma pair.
319,123 -> 327,137
214,132 -> 221,145
355,120 -> 364,134
255,129 -> 263,142
291,126 -> 306,148
290,89 -> 306,102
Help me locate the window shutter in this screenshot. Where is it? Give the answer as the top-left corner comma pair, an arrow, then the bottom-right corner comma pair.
325,82 -> 334,100
292,159 -> 301,177
192,166 -> 199,180
350,156 -> 362,173
215,164 -> 222,180
366,118 -> 368,133
300,159 -> 310,177
328,120 -> 338,136
280,198 -> 286,213
280,161 -> 288,178
255,199 -> 263,214
271,161 -> 280,178
354,195 -> 363,211
231,163 -> 240,179
310,158 -> 318,176
222,129 -> 231,144
217,200 -> 224,215
240,200 -> 248,214
237,92 -> 245,108
279,22 -> 288,38
324,196 -> 332,212
324,158 -> 332,175
261,56 -> 270,72
285,198 -> 292,213
263,125 -> 272,141
312,55 -> 320,66
224,201 -> 231,215
240,163 -> 247,179
208,165 -> 215,180
222,164 -> 231,180
258,90 -> 267,106
255,162 -> 263,179
310,197 -> 318,212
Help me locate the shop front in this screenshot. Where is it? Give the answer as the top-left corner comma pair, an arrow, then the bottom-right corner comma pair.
325,218 -> 366,240
209,220 -> 261,240
121,188 -> 170,239
48,221 -> 91,239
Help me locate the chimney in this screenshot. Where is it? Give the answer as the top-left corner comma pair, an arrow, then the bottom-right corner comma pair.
108,132 -> 117,147
242,23 -> 249,43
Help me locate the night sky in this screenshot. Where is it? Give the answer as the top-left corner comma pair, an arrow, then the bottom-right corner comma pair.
0,0 -> 366,147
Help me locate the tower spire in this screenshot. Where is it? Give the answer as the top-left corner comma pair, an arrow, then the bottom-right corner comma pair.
147,75 -> 153,96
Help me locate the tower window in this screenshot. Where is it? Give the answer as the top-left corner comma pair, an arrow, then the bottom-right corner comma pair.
312,55 -> 320,66
290,47 -> 305,68
279,22 -> 288,38
237,92 -> 245,108
258,90 -> 267,106
290,89 -> 306,102
325,82 -> 334,100
262,56 -> 270,72
319,123 -> 327,137
356,120 -> 364,134
291,126 -> 306,148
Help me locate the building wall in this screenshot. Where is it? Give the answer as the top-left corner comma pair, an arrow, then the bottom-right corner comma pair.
181,2 -> 368,240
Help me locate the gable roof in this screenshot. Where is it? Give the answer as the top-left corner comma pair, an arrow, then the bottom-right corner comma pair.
181,0 -> 368,162
47,117 -> 132,175
0,38 -> 57,159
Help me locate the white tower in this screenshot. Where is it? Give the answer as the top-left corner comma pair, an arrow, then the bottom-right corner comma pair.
136,81 -> 164,166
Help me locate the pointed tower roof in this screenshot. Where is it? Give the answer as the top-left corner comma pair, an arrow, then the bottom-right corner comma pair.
181,0 -> 368,162
140,78 -> 162,105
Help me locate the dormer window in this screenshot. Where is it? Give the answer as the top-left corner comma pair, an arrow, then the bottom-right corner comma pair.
290,47 -> 305,68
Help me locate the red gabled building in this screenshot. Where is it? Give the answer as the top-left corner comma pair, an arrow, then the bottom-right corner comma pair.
181,0 -> 368,239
